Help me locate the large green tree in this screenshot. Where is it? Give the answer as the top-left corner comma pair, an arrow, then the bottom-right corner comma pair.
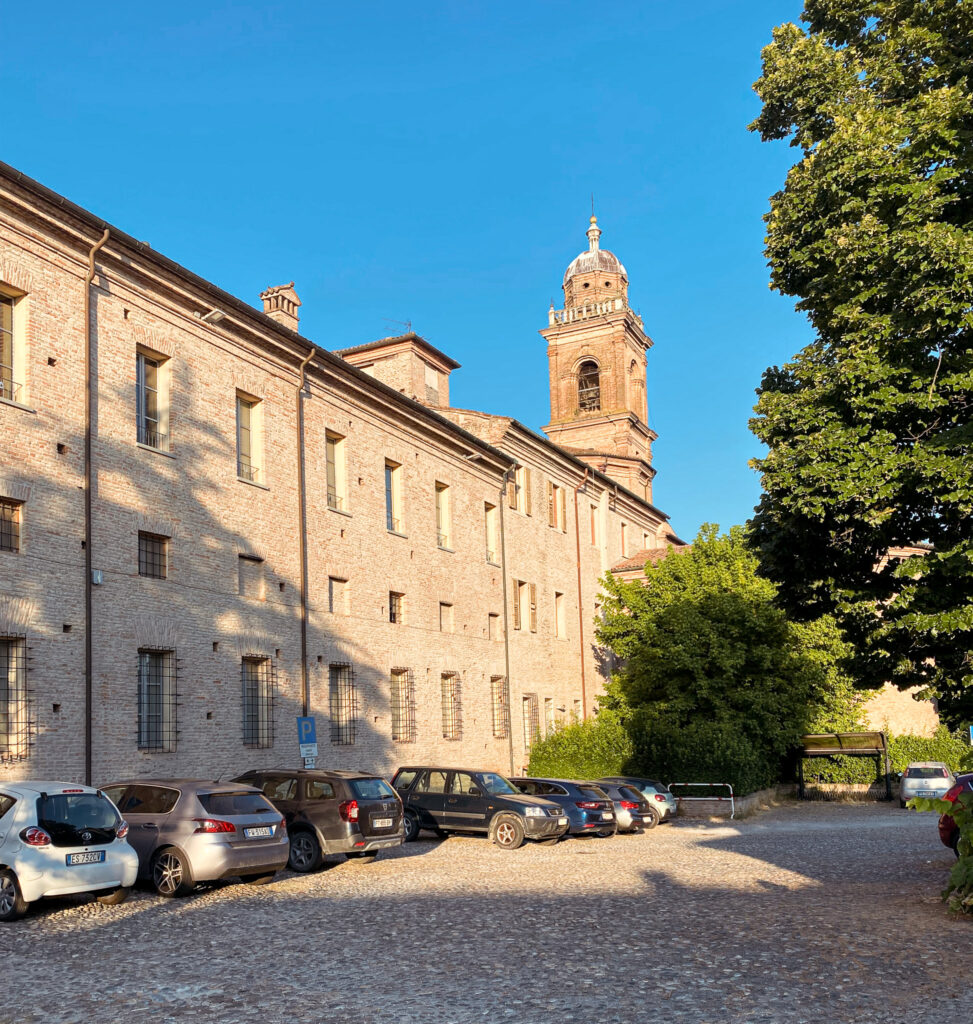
749,0 -> 973,726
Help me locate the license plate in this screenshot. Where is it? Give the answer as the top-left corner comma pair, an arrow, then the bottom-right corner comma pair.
917,791 -> 935,797
558,817 -> 568,826
66,851 -> 105,865
602,812 -> 613,820
373,818 -> 393,828
642,815 -> 652,822
244,826 -> 273,839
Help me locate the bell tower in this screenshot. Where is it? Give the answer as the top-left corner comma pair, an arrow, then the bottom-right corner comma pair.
540,217 -> 656,501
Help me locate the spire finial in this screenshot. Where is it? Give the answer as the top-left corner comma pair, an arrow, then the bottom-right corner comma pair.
586,213 -> 601,252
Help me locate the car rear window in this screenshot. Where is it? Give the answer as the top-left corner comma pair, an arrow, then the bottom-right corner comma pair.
37,792 -> 120,845
577,786 -> 607,799
198,791 -> 275,815
350,777 -> 396,801
619,786 -> 644,802
906,766 -> 949,779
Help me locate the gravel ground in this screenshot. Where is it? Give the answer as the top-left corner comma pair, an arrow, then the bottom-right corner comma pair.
1,800 -> 968,1023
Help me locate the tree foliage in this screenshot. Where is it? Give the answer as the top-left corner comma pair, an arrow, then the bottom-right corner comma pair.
749,0 -> 973,727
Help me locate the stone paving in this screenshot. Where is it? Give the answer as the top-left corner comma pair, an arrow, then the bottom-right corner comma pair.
1,801 -> 969,1023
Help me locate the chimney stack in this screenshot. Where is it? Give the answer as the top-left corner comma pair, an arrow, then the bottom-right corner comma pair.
260,282 -> 301,333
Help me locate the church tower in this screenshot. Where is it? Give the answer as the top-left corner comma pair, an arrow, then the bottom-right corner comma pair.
541,217 -> 656,501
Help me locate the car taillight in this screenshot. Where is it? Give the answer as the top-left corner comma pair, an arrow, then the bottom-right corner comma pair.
20,826 -> 52,846
278,817 -> 287,836
192,818 -> 236,834
116,820 -> 129,839
943,785 -> 963,804
338,800 -> 359,822
654,794 -> 666,802
620,800 -> 639,810
576,801 -> 602,810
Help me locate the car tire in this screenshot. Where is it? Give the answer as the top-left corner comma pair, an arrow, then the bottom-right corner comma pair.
241,873 -> 277,885
96,885 -> 131,906
403,811 -> 421,843
151,848 -> 194,898
492,815 -> 525,850
0,869 -> 27,922
643,809 -> 660,830
287,830 -> 323,873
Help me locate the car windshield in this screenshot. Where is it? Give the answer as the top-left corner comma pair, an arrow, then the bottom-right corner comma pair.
906,767 -> 949,779
198,791 -> 275,815
350,777 -> 397,801
478,773 -> 518,796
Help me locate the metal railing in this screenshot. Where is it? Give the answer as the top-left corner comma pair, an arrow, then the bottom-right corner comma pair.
138,424 -> 170,451
237,460 -> 260,483
668,782 -> 736,819
327,489 -> 344,511
0,376 -> 23,404
437,531 -> 450,549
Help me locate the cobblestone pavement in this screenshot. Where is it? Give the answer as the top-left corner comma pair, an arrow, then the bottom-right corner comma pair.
2,801 -> 969,1023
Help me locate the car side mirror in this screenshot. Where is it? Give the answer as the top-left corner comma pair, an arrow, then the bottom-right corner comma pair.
469,787 -> 481,797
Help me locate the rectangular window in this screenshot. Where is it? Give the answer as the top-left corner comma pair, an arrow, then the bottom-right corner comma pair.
328,576 -> 348,614
136,349 -> 169,450
390,667 -> 416,743
621,522 -> 628,557
491,675 -> 509,739
0,500 -> 22,554
236,392 -> 261,483
439,602 -> 454,633
0,292 -> 23,405
441,673 -> 461,740
590,504 -> 598,546
137,649 -> 176,752
385,459 -> 402,532
328,663 -> 357,745
484,502 -> 498,563
435,481 -> 451,549
238,555 -> 265,599
509,466 -> 531,514
554,591 -> 565,638
512,580 -> 523,630
522,692 -> 540,750
548,483 -> 566,531
573,699 -> 582,721
138,532 -> 168,579
488,613 -> 500,641
0,637 -> 28,760
389,591 -> 403,625
544,697 -> 556,735
242,656 -> 274,748
326,432 -> 346,511
528,582 -> 537,633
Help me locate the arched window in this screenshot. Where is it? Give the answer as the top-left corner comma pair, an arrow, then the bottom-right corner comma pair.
578,361 -> 600,411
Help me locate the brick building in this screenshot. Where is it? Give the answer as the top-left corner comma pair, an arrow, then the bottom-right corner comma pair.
0,162 -> 681,784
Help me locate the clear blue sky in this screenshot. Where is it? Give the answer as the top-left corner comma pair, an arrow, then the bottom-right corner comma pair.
3,0 -> 810,540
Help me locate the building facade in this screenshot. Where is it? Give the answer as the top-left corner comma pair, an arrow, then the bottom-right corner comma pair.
0,163 -> 679,785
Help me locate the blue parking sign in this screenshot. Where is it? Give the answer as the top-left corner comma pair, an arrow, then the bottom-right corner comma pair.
297,716 -> 318,757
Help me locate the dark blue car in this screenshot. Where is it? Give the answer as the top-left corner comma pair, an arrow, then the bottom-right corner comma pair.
511,778 -> 617,837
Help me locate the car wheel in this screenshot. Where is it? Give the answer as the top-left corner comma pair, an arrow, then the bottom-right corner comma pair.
0,869 -> 27,922
96,885 -> 131,906
597,830 -> 614,838
403,811 -> 421,843
241,873 -> 277,885
287,830 -> 323,873
643,809 -> 660,830
151,848 -> 194,898
492,815 -> 525,850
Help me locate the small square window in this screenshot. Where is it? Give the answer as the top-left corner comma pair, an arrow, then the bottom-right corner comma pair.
138,532 -> 168,579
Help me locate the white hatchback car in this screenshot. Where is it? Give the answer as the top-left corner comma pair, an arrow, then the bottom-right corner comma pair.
0,781 -> 138,921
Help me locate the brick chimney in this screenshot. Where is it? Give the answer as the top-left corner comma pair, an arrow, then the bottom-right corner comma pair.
260,282 -> 301,333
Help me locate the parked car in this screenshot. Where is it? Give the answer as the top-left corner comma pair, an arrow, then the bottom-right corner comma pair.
938,772 -> 973,857
510,778 -> 616,837
0,781 -> 138,922
391,767 -> 569,849
899,762 -> 955,809
598,776 -> 677,826
235,768 -> 403,871
99,779 -> 288,897
594,782 -> 655,833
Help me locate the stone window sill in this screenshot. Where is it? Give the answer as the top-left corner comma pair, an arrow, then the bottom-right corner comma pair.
138,442 -> 176,460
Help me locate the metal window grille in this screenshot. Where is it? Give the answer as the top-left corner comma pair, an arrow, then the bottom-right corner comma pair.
0,637 -> 30,761
441,672 -> 462,740
491,675 -> 509,739
137,649 -> 177,752
522,692 -> 540,750
578,361 -> 601,411
390,667 -> 416,743
138,532 -> 168,579
242,656 -> 275,748
329,663 -> 358,745
0,500 -> 21,553
389,591 -> 403,624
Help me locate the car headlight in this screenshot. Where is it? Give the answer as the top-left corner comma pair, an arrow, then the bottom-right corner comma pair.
524,806 -> 545,817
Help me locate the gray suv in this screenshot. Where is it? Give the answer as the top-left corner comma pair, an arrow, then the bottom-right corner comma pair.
100,779 -> 289,897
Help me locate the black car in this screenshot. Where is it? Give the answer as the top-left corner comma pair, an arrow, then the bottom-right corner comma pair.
235,768 -> 404,871
511,777 -> 617,837
391,766 -> 570,850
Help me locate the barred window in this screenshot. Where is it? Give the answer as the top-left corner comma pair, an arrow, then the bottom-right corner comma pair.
0,500 -> 21,553
491,675 -> 509,739
137,649 -> 177,751
138,532 -> 168,579
242,656 -> 274,748
389,591 -> 403,624
441,672 -> 462,740
390,667 -> 416,743
329,663 -> 357,744
522,692 -> 540,751
0,637 -> 29,761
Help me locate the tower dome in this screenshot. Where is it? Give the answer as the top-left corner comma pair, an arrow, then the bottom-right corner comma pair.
562,216 -> 628,287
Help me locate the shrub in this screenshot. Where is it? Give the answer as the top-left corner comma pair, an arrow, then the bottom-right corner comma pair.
527,716 -> 631,779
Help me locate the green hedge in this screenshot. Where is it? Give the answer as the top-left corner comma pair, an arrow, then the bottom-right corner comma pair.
801,727 -> 970,785
526,716 -> 632,779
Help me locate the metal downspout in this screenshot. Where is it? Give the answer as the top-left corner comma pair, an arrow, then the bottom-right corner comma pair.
573,468 -> 590,719
498,467 -> 515,774
296,347 -> 314,717
84,228 -> 109,785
